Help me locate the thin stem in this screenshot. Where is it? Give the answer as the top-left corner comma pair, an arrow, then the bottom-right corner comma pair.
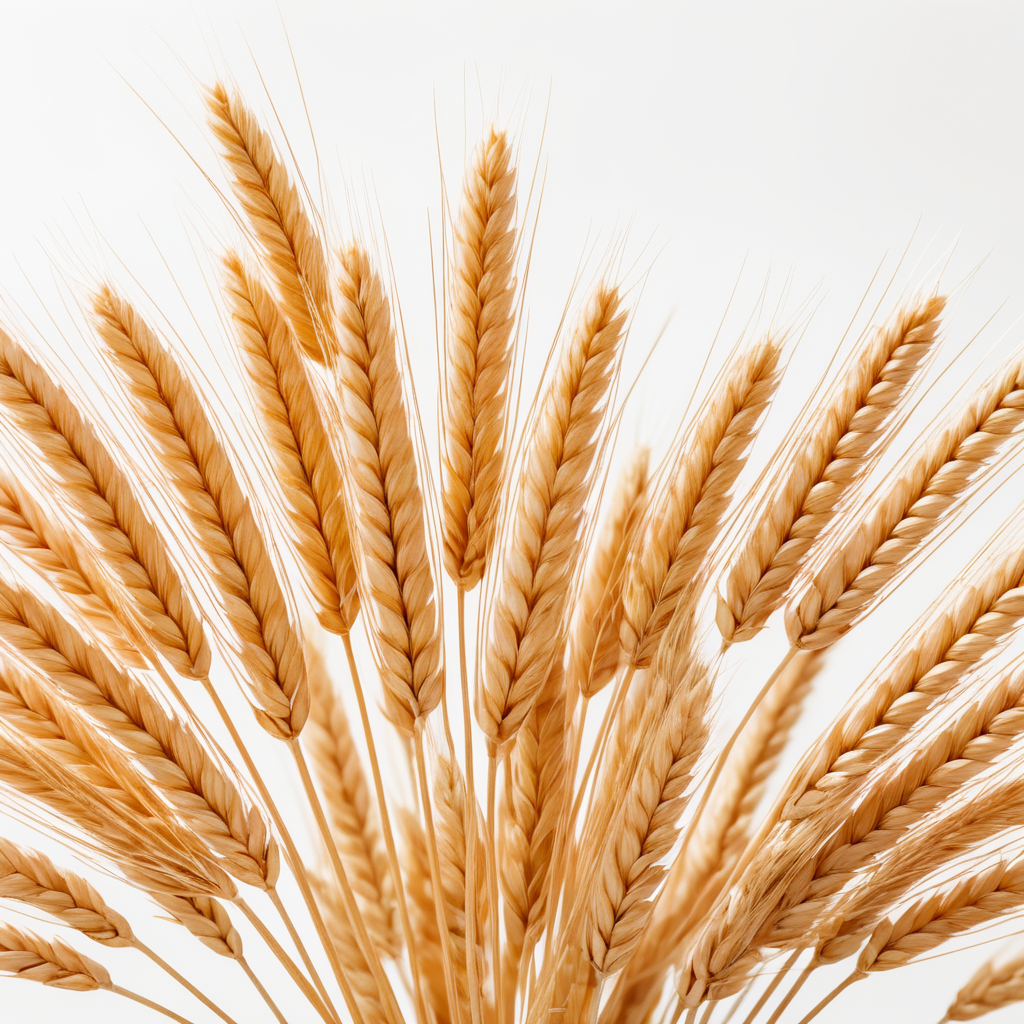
487,751 -> 505,1024
793,971 -> 862,1024
697,1003 -> 715,1024
413,722 -> 464,1024
684,1008 -> 698,1024
291,740 -> 404,1024
110,984 -> 198,1024
236,897 -> 335,1024
739,950 -> 801,1024
239,954 -> 290,1024
134,939 -> 242,1024
343,631 -> 428,1024
201,679 -> 348,1024
764,960 -> 815,1024
458,588 -> 484,1024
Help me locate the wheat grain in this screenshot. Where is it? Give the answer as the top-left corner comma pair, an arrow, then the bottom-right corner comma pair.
441,127 -> 518,590
0,921 -> 111,992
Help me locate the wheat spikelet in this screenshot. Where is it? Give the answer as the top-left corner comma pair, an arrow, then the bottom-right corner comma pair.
479,283 -> 627,752
92,285 -> 309,740
718,296 -> 945,642
570,447 -> 649,696
331,242 -> 443,735
223,251 -> 359,632
788,357 -> 1024,648
303,637 -> 396,954
152,893 -> 243,959
623,336 -> 782,664
441,127 -> 518,590
206,82 -> 331,362
0,921 -> 111,992
0,838 -> 133,946
0,327 -> 208,677
500,655 -> 569,1006
947,946 -> 1024,1020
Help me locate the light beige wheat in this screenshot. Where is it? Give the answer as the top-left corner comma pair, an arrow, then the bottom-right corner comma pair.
441,127 -> 518,590
479,283 -> 627,752
718,295 -> 945,642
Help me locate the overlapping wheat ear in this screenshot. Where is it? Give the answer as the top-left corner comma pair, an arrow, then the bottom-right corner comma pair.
2,70 -> 1024,1024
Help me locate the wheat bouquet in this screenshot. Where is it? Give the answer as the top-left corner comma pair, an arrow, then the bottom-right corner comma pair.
0,74 -> 1021,1024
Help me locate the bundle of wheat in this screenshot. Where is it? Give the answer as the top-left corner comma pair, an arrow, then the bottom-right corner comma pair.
0,74 -> 1022,1024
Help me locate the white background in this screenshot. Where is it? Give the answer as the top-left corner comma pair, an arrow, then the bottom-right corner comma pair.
1,1 -> 1024,1022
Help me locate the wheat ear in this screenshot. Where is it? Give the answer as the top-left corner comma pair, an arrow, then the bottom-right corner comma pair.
206,82 -> 331,362
303,636 -> 397,955
480,283 -> 627,752
570,447 -> 649,697
623,335 -> 782,665
584,648 -> 714,978
788,357 -> 1024,648
331,242 -> 444,734
500,656 -> 569,1012
92,285 -> 309,739
442,126 -> 518,589
718,295 -> 945,642
0,327 -> 208,677
223,251 -> 359,631
0,921 -> 111,992
946,945 -> 1024,1020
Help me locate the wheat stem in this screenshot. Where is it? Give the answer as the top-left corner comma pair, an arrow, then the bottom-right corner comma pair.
239,954 -> 289,1024
413,724 -> 464,1024
201,681 -> 348,1024
342,631 -> 428,1023
111,985 -> 198,1024
488,751 -> 506,1024
793,971 -> 861,1024
235,898 -> 336,1024
457,588 -> 484,1024
135,940 -> 242,1024
738,950 -> 801,1024
763,960 -> 814,1024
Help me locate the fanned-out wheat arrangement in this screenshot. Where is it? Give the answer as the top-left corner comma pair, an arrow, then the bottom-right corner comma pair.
2,73 -> 1024,1024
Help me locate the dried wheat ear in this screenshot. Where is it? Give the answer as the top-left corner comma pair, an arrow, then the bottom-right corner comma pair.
0,76 -> 1019,1024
